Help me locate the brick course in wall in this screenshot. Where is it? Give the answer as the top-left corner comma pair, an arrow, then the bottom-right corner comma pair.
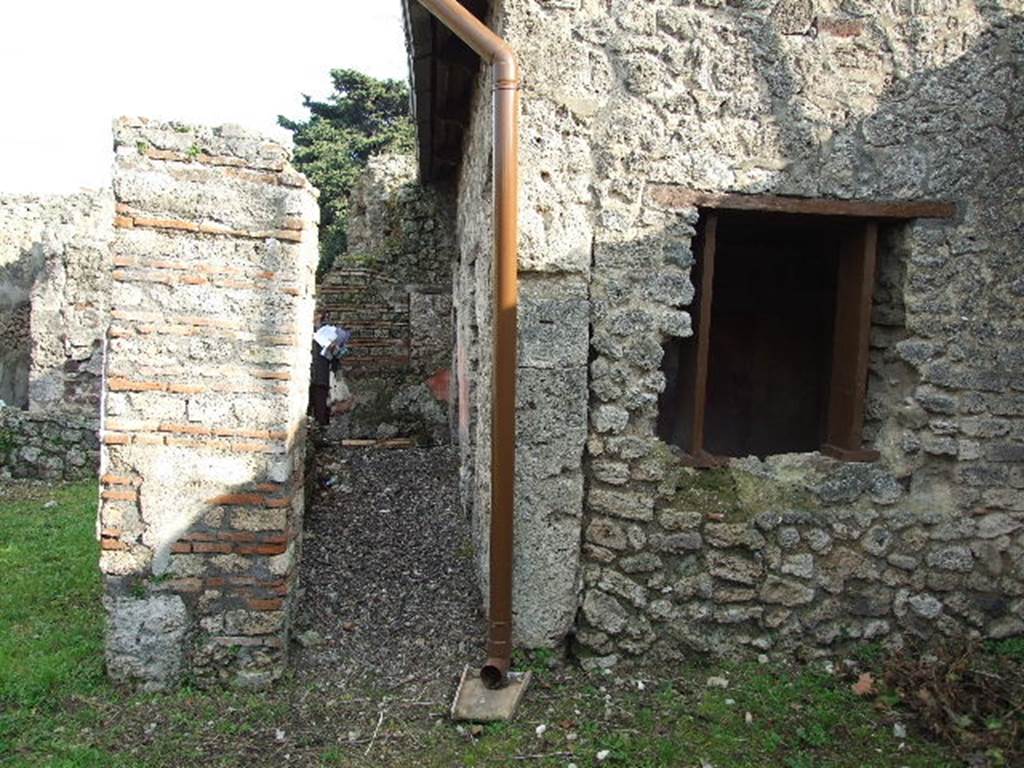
100,117 -> 319,690
316,153 -> 456,442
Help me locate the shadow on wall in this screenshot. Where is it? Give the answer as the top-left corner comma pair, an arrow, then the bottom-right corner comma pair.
577,5 -> 1024,662
316,152 -> 458,445
101,296 -> 314,690
101,253 -> 317,689
100,467 -> 305,691
745,6 -> 1024,509
637,3 -> 1023,498
0,243 -> 46,408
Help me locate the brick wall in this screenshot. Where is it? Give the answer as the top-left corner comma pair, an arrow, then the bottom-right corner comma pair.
318,268 -> 410,371
316,153 -> 456,442
100,117 -> 319,690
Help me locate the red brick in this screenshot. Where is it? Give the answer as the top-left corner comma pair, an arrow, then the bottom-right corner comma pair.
247,598 -> 284,611
252,370 -> 291,381
259,533 -> 290,545
101,489 -> 138,502
107,377 -> 166,392
218,531 -> 258,542
181,531 -> 219,541
159,422 -> 212,436
101,474 -> 139,486
212,427 -> 270,439
235,543 -> 288,556
133,216 -> 200,233
192,542 -> 234,554
198,222 -> 235,236
209,493 -> 265,506
145,148 -> 183,161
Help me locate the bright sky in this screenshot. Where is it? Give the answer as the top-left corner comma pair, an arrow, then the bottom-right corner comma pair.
0,1 -> 409,194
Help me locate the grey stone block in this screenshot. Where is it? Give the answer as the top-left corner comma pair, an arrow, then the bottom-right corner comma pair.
105,595 -> 187,691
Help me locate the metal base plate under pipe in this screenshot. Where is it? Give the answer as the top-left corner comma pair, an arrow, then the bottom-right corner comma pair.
450,666 -> 532,722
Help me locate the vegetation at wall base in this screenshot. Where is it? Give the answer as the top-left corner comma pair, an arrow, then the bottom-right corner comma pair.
1,481 -> 1018,767
278,69 -> 415,281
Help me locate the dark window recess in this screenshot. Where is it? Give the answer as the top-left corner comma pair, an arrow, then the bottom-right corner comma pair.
657,209 -> 881,463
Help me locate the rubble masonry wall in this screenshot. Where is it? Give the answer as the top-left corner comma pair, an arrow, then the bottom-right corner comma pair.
0,190 -> 112,479
454,0 -> 1024,660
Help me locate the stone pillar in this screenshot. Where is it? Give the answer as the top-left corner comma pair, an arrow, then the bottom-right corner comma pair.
99,117 -> 318,690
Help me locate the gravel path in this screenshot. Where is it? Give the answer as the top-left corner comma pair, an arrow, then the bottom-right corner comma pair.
294,444 -> 485,696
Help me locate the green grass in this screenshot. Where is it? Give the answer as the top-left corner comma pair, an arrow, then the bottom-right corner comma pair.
988,636 -> 1024,661
0,480 -> 960,767
0,482 -> 104,703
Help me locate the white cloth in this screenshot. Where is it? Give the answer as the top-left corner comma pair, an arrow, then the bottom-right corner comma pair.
313,325 -> 342,357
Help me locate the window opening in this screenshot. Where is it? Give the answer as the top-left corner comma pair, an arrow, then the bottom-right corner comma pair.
657,209 -> 881,463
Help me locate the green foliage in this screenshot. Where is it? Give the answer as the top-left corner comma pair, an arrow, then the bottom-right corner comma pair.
988,636 -> 1024,661
279,69 -> 415,279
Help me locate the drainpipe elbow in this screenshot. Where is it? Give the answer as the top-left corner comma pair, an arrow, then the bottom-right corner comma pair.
492,46 -> 519,90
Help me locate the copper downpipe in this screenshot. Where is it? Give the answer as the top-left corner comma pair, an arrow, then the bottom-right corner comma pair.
414,0 -> 520,689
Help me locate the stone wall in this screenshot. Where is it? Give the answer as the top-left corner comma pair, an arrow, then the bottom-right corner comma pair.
99,117 -> 319,690
317,153 -> 456,443
452,8 -> 593,647
0,190 -> 113,412
0,405 -> 99,480
449,0 -> 1024,658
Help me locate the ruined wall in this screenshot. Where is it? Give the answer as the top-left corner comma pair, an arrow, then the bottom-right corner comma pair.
0,190 -> 112,478
317,153 -> 455,442
454,0 -> 1024,657
100,117 -> 319,690
0,190 -> 112,409
0,407 -> 99,480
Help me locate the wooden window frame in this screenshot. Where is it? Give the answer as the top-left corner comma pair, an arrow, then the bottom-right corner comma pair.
649,187 -> 956,466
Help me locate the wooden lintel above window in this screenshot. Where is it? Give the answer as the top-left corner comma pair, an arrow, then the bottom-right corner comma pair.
647,185 -> 956,221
